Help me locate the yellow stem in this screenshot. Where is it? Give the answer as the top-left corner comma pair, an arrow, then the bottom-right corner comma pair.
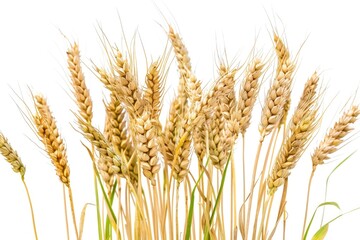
22,179 -> 38,240
301,168 -> 316,238
245,140 -> 263,239
68,186 -> 79,240
63,184 -> 70,240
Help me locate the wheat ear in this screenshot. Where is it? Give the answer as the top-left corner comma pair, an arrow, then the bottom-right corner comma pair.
67,43 -> 93,123
0,132 -> 38,239
237,58 -> 264,135
312,105 -> 360,167
0,132 -> 26,178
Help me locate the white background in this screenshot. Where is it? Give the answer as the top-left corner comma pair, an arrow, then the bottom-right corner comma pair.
1,0 -> 360,239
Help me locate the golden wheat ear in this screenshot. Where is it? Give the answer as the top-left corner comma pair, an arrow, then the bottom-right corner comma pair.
67,43 -> 93,124
312,105 -> 360,167
0,132 -> 26,178
33,95 -> 71,186
237,58 -> 265,135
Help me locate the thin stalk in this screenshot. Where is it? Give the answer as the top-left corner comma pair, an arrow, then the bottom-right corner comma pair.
125,186 -> 132,239
147,180 -> 156,239
264,194 -> 274,236
231,149 -> 237,240
63,184 -> 70,240
241,134 -> 246,239
176,182 -> 180,240
153,184 -> 160,240
282,206 -> 286,240
245,140 -> 264,239
92,165 -> 103,240
68,186 -> 79,240
22,179 -> 38,240
302,167 -> 316,238
252,130 -> 277,239
256,194 -> 271,240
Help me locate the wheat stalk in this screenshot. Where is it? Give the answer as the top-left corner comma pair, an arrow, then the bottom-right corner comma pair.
33,94 -> 79,239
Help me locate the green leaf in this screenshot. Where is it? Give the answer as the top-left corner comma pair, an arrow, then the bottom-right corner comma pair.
204,153 -> 231,240
321,152 -> 356,225
303,201 -> 340,240
185,157 -> 210,240
311,224 -> 329,240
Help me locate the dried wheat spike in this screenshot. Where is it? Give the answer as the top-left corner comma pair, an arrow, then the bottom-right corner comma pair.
77,115 -> 126,188
273,34 -> 295,126
114,50 -> 143,116
168,26 -> 192,121
237,58 -> 264,135
0,132 -> 26,178
104,93 -> 133,160
290,72 -> 319,131
134,110 -> 160,185
267,73 -> 320,194
33,95 -> 70,186
205,69 -> 237,169
274,34 -> 290,74
144,61 -> 164,121
268,109 -> 318,195
167,73 -> 202,180
208,103 -> 227,169
259,65 -> 292,141
168,26 -> 192,74
104,94 -> 138,185
168,117 -> 192,182
163,98 -> 178,164
185,73 -> 205,161
67,43 -> 93,123
312,105 -> 360,166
